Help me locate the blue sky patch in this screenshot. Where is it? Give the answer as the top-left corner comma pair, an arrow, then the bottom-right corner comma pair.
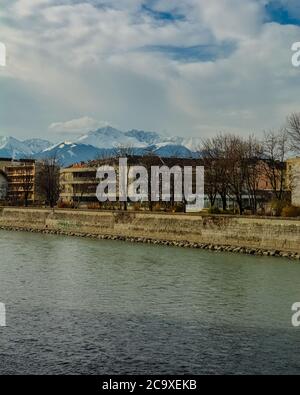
143,42 -> 237,63
141,3 -> 185,22
265,2 -> 300,26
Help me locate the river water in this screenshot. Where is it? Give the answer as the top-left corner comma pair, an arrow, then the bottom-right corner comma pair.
0,229 -> 300,374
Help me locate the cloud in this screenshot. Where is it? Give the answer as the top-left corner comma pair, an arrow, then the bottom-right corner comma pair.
49,116 -> 109,134
12,0 -> 52,18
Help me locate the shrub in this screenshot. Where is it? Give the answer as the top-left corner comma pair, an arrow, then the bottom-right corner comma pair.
173,204 -> 185,213
221,209 -> 234,215
153,203 -> 163,211
57,200 -> 75,209
270,199 -> 289,216
281,205 -> 300,218
208,206 -> 221,214
87,202 -> 101,210
132,202 -> 141,211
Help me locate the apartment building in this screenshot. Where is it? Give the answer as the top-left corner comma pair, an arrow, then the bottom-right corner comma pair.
0,170 -> 8,200
0,158 -> 13,172
60,164 -> 98,205
1,159 -> 38,205
6,159 -> 37,204
59,156 -> 205,208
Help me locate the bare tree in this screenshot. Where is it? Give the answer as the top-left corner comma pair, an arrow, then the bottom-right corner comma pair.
113,144 -> 135,158
201,135 -> 231,210
224,135 -> 250,214
203,134 -> 263,214
244,136 -> 264,214
201,156 -> 218,207
35,157 -> 60,208
262,129 -> 288,203
287,113 -> 300,151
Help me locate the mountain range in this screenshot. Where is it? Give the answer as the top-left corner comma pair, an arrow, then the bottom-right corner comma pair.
0,126 -> 201,167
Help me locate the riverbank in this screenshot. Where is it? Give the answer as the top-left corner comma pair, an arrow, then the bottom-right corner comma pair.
1,224 -> 299,259
1,207 -> 300,259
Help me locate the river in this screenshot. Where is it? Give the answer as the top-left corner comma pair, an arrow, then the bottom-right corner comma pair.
0,229 -> 300,374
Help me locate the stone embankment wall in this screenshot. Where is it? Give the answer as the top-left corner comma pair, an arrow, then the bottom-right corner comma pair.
1,207 -> 300,258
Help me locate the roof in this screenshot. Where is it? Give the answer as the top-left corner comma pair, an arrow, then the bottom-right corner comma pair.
0,158 -> 35,164
88,155 -> 203,168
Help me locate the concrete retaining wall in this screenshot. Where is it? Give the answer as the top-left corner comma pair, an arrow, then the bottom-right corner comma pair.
1,207 -> 300,255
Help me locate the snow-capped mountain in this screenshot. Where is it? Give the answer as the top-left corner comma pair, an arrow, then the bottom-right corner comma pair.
0,126 -> 200,166
154,144 -> 197,158
22,138 -> 52,154
75,126 -> 201,153
159,136 -> 202,151
124,129 -> 162,145
34,142 -> 107,167
76,126 -> 147,149
0,136 -> 52,158
33,143 -> 197,166
0,136 -> 33,158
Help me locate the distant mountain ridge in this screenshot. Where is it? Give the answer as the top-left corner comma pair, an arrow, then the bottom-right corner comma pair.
124,129 -> 162,145
0,127 -> 201,166
76,126 -> 147,149
22,139 -> 52,154
0,136 -> 33,158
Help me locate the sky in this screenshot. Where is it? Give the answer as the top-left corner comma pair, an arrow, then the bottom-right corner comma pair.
1,0 -> 300,141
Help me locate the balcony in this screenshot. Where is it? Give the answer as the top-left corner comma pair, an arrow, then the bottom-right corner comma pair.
60,178 -> 97,184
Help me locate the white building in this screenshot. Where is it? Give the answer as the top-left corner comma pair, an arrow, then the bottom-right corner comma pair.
0,170 -> 8,200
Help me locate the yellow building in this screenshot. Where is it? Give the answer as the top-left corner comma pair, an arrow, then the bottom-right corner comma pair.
60,165 -> 98,204
60,156 -> 203,208
286,157 -> 300,207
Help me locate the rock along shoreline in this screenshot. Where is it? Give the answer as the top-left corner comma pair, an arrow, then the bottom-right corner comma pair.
1,225 -> 299,261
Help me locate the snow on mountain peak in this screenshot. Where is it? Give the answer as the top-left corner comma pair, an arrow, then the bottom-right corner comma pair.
76,126 -> 147,149
0,127 -> 201,166
0,136 -> 33,157
124,129 -> 162,145
22,138 -> 52,154
0,136 -> 9,149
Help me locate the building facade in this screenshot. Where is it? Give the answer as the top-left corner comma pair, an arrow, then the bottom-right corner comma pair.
60,165 -> 98,205
0,158 -> 13,172
60,156 -> 290,213
5,159 -> 37,205
0,158 -> 38,205
286,157 -> 300,207
59,156 -> 202,208
0,170 -> 8,200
